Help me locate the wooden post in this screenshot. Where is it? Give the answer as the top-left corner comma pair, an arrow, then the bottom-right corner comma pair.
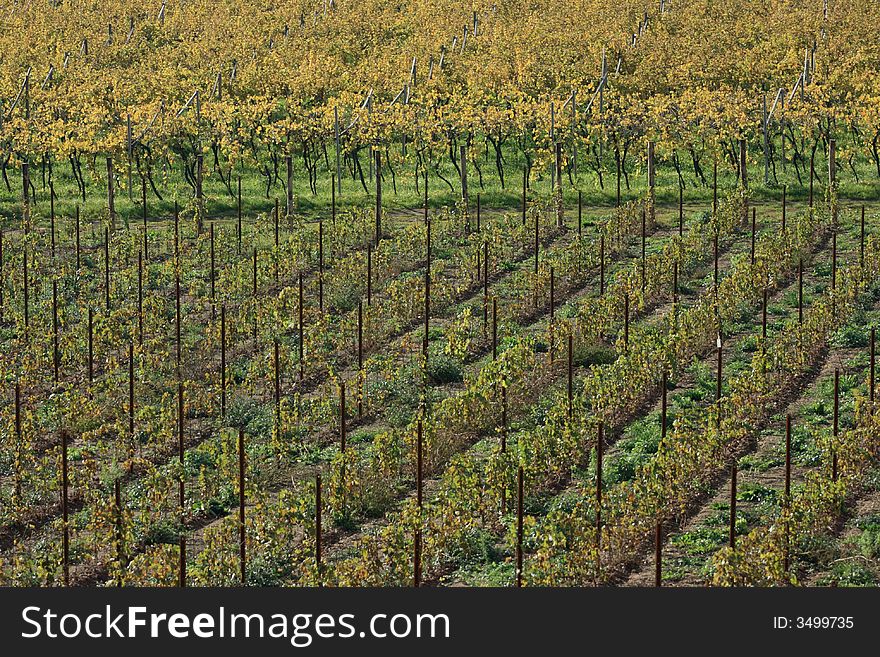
239,429 -> 246,585
716,333 -> 723,403
23,239 -> 28,334
483,241 -> 489,331
712,156 -> 717,215
729,461 -> 737,549
829,138 -> 837,224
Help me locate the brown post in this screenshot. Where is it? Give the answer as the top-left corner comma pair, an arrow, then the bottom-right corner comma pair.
716,333 -> 723,403
50,187 -> 56,258
274,339 -> 280,408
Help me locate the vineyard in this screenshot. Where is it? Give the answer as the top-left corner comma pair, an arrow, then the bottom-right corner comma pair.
0,0 -> 879,589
